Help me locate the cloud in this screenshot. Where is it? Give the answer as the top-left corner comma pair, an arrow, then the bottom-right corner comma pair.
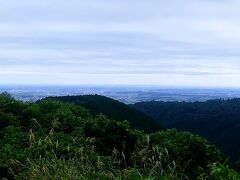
1,0 -> 240,86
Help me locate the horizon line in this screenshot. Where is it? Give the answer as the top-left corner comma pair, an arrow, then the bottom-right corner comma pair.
1,84 -> 240,89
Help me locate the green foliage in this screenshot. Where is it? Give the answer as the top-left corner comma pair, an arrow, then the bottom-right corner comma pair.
209,163 -> 240,180
133,129 -> 225,179
0,128 -> 28,179
0,93 -> 239,179
83,114 -> 140,157
0,92 -> 15,107
132,99 -> 240,162
45,95 -> 163,132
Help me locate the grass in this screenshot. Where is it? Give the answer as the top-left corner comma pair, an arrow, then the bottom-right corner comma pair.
10,130 -> 183,180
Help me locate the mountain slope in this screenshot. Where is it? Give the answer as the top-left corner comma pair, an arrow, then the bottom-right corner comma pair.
131,99 -> 240,161
1,93 -> 235,179
44,95 -> 163,132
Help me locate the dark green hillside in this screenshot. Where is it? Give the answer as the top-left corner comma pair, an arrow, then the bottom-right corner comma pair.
44,95 -> 162,132
1,93 -> 240,179
132,99 -> 240,162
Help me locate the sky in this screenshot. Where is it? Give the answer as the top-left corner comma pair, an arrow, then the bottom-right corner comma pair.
1,0 -> 240,87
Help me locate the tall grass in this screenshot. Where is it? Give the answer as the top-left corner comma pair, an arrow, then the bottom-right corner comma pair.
10,130 -> 185,179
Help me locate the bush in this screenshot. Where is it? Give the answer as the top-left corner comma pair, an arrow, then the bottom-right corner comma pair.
0,94 -> 238,179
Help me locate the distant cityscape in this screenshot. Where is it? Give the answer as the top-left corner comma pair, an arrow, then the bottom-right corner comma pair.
1,85 -> 240,104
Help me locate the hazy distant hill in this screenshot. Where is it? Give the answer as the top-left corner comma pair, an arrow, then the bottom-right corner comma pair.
44,95 -> 163,132
3,86 -> 240,104
132,99 -> 240,161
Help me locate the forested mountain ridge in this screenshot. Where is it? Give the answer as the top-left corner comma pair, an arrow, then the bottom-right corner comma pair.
0,93 -> 240,179
43,95 -> 163,132
132,99 -> 240,162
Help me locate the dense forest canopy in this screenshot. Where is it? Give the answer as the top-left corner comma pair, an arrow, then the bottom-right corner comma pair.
132,99 -> 240,162
0,93 -> 240,179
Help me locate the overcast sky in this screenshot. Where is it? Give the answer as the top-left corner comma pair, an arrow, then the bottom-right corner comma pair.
1,0 -> 240,87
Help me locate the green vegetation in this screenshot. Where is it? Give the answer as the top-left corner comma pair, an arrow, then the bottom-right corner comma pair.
132,99 -> 240,162
45,95 -> 162,133
0,93 -> 239,179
